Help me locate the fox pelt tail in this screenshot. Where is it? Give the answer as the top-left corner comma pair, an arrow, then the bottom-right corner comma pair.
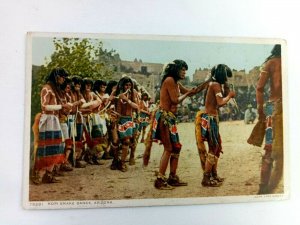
247,119 -> 266,147
195,111 -> 207,171
143,111 -> 156,166
32,113 -> 42,168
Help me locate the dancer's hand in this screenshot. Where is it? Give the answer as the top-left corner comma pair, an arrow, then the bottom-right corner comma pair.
228,91 -> 236,98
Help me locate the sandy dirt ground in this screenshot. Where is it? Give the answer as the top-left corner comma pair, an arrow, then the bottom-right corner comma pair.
28,120 -> 284,203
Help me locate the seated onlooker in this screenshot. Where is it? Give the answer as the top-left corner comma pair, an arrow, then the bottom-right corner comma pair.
244,104 -> 257,124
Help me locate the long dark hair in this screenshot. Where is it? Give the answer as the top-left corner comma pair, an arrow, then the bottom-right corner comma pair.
203,64 -> 232,103
71,76 -> 83,92
93,80 -> 107,93
70,76 -> 83,101
45,68 -> 68,104
264,44 -> 281,63
141,92 -> 149,100
80,78 -> 94,92
46,68 -> 68,83
60,77 -> 72,91
115,76 -> 134,102
161,59 -> 188,85
81,78 -> 94,102
211,64 -> 232,85
105,80 -> 118,95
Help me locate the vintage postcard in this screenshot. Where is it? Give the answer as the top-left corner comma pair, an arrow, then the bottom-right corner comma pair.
23,32 -> 288,209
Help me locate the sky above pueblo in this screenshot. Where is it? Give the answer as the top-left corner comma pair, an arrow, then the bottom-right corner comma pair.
32,35 -> 275,79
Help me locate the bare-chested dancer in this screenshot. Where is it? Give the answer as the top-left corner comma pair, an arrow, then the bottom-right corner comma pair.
152,59 -> 197,190
195,64 -> 235,187
256,44 -> 283,194
139,93 -> 151,143
114,76 -> 139,172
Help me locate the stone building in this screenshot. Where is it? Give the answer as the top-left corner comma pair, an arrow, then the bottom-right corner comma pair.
119,59 -> 164,75
192,68 -> 211,84
192,67 -> 260,88
110,58 -> 164,101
